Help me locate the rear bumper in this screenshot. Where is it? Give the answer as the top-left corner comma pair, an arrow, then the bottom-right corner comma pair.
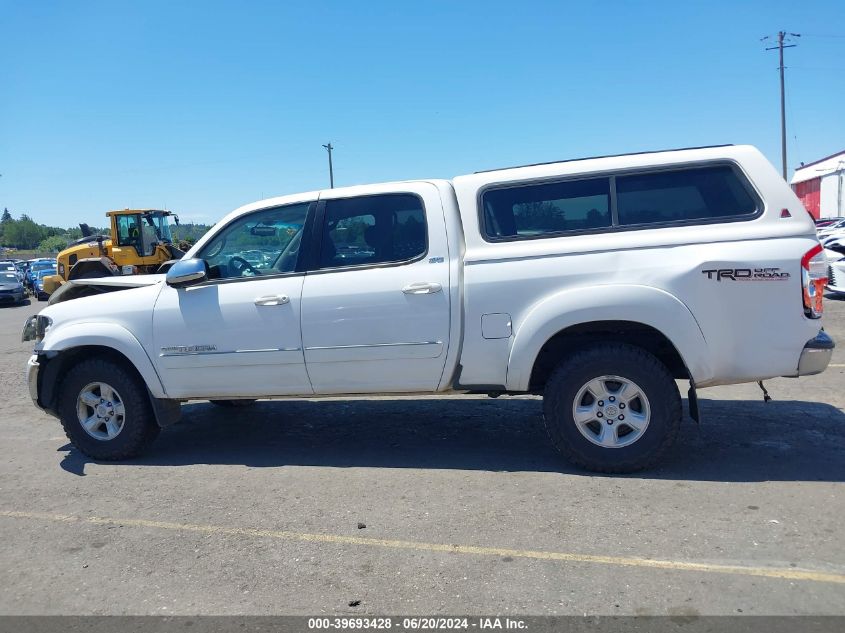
796,331 -> 835,376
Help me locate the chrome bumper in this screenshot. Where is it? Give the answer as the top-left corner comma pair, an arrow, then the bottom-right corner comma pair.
796,331 -> 835,376
26,355 -> 43,411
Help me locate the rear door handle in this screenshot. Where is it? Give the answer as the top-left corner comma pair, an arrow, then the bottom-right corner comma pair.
254,294 -> 290,306
402,282 -> 442,295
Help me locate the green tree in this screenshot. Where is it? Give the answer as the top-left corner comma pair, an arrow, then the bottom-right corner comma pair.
1,208 -> 12,224
39,235 -> 70,252
2,216 -> 45,249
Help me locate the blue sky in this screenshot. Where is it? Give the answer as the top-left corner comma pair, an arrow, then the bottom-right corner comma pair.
2,0 -> 844,227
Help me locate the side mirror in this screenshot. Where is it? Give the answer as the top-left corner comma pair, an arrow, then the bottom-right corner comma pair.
166,258 -> 208,288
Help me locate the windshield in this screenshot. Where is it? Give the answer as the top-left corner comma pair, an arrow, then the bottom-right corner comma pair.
36,269 -> 55,279
144,213 -> 173,243
0,273 -> 18,282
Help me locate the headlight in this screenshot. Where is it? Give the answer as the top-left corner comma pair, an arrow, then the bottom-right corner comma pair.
21,315 -> 52,343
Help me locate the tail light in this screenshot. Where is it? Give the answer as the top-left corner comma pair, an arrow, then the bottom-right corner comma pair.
801,244 -> 827,319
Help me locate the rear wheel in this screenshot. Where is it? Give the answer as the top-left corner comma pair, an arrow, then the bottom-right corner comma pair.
542,343 -> 682,473
58,358 -> 160,460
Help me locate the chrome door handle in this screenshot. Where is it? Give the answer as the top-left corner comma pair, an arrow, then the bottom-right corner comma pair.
254,294 -> 290,306
402,282 -> 442,295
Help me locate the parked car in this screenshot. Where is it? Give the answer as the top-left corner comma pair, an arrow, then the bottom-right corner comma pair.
820,227 -> 845,246
0,261 -> 20,280
25,260 -> 56,292
23,144 -> 833,473
824,238 -> 845,295
33,268 -> 57,301
817,219 -> 845,239
0,271 -> 26,305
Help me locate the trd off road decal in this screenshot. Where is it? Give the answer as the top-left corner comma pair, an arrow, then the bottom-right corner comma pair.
701,268 -> 790,281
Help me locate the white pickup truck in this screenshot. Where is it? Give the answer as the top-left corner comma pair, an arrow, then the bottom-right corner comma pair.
23,145 -> 833,472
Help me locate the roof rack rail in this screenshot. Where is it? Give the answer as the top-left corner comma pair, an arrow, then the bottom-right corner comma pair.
473,144 -> 735,174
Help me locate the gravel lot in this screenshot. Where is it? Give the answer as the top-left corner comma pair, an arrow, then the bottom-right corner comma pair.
1,294 -> 844,615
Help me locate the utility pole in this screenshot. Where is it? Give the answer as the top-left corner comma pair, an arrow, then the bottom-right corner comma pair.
322,142 -> 334,188
763,31 -> 800,179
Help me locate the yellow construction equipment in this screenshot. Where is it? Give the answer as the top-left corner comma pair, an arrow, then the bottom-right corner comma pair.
43,209 -> 185,296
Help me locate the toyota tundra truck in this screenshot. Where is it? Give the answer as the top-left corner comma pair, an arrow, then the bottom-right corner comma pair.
22,145 -> 833,472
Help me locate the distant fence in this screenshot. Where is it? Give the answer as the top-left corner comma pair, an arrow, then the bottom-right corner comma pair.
0,250 -> 58,260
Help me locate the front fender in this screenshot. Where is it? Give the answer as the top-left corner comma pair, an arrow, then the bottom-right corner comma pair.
40,322 -> 167,398
506,284 -> 712,391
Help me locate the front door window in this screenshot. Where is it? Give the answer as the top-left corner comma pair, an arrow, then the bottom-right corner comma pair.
197,203 -> 310,279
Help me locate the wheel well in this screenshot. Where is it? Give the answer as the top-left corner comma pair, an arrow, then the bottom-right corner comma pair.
529,321 -> 689,391
39,345 -> 147,413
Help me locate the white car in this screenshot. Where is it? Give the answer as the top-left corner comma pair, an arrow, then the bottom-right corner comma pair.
818,218 -> 845,238
23,144 -> 833,473
820,228 -> 845,248
825,242 -> 845,294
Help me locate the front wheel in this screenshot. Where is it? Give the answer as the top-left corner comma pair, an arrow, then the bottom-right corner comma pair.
58,358 -> 160,460
542,343 -> 682,473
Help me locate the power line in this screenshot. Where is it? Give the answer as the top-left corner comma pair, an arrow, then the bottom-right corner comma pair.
800,33 -> 845,39
762,31 -> 800,179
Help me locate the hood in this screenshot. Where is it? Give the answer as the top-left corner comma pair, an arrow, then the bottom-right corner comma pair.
39,281 -> 165,340
0,282 -> 22,290
47,274 -> 165,306
68,274 -> 165,289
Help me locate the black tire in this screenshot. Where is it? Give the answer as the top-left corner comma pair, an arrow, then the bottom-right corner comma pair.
210,399 -> 257,408
542,343 -> 682,474
58,358 -> 160,460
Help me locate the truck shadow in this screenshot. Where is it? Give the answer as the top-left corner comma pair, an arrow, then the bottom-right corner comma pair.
59,397 -> 845,481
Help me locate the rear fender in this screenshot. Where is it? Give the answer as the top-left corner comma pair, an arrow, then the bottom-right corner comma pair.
506,284 -> 712,391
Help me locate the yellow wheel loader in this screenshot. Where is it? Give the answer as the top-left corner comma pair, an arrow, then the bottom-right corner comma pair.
43,209 -> 185,302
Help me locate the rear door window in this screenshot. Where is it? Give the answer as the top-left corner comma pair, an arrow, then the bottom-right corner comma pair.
318,194 -> 427,269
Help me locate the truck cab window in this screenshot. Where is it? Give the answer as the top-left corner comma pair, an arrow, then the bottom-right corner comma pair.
319,194 -> 426,269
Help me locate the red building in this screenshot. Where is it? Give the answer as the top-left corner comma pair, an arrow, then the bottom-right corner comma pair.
791,150 -> 845,219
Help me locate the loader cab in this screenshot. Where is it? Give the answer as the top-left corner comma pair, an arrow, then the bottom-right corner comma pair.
111,210 -> 175,258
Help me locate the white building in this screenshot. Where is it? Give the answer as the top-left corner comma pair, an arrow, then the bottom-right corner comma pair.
791,149 -> 845,219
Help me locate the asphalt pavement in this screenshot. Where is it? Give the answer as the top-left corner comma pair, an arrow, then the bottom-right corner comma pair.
1,294 -> 844,615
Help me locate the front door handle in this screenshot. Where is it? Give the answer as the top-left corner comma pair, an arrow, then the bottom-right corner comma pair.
254,294 -> 290,306
402,282 -> 442,295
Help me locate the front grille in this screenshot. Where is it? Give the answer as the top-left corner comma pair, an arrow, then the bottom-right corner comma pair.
830,265 -> 840,288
